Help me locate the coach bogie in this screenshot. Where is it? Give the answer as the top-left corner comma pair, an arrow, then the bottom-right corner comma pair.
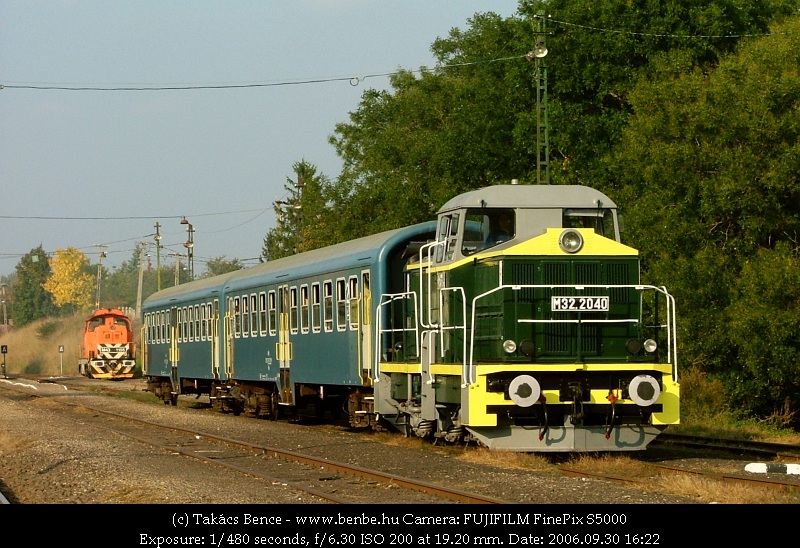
347,389 -> 379,429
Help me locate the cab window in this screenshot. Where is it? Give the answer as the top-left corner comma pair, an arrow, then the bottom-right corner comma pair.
563,209 -> 616,240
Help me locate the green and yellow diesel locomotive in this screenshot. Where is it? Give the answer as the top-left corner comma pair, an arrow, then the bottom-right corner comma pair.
142,184 -> 678,452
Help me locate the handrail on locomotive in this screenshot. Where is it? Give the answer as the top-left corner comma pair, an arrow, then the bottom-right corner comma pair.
374,241 -> 678,387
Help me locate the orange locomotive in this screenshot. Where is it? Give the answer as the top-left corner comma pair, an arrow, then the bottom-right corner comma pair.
78,308 -> 136,379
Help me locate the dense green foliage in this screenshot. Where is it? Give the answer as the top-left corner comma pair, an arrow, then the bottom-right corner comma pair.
10,246 -> 58,327
611,15 -> 800,423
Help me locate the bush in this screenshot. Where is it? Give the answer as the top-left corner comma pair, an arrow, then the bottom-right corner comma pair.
36,320 -> 59,339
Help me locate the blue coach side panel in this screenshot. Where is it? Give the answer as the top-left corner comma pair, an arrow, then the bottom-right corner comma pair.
220,222 -> 437,394
142,272 -> 234,380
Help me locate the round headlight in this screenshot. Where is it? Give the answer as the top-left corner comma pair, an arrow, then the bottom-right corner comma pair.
559,229 -> 584,253
643,339 -> 658,353
503,339 -> 517,354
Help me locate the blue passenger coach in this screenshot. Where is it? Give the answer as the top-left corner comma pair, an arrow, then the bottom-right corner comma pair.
142,222 -> 438,418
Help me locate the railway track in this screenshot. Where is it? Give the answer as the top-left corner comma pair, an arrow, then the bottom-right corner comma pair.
0,377 -> 507,504
558,461 -> 800,494
654,432 -> 800,459
557,433 -> 800,495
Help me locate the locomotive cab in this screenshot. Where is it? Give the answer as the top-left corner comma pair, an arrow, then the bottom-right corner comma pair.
374,184 -> 679,451
433,184 -> 621,265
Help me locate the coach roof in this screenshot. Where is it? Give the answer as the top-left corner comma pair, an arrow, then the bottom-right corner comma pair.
223,221 -> 437,290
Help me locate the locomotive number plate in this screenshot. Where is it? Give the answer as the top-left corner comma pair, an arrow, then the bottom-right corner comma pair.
551,296 -> 609,311
99,346 -> 121,353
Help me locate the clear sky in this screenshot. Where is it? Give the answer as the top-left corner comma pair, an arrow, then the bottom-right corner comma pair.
0,1 -> 521,278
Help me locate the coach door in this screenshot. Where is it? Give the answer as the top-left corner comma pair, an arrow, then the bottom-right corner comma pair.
276,285 -> 294,405
211,299 -> 220,380
359,271 -> 372,384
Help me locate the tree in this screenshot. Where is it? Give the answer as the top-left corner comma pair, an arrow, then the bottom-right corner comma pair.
10,246 -> 58,326
202,256 -> 244,278
610,15 -> 800,423
103,243 -> 147,308
43,247 -> 94,313
516,0 -> 796,188
262,161 -> 333,260
329,11 -> 533,240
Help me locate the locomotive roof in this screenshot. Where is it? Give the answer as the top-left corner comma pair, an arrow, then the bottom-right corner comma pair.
86,307 -> 130,319
437,184 -> 617,213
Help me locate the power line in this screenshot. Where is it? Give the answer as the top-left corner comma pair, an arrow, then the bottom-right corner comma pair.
0,207 -> 270,221
1,56 -> 525,92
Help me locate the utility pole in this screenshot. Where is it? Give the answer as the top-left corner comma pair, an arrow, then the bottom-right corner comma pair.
95,245 -> 107,309
173,253 -> 181,286
181,217 -> 194,281
527,11 -> 550,185
154,222 -> 162,290
0,283 -> 7,334
136,244 -> 145,320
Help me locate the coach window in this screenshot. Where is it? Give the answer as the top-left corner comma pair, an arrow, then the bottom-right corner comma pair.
184,307 -> 190,342
348,276 -> 359,330
233,297 -> 241,337
323,281 -> 333,333
336,278 -> 347,331
362,272 -> 371,326
178,307 -> 185,342
250,294 -> 258,337
290,286 -> 299,334
268,290 -> 277,336
195,305 -> 201,341
300,285 -> 309,334
188,306 -> 195,341
311,283 -> 321,333
241,295 -> 250,337
259,292 -> 267,336
210,303 -> 216,339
